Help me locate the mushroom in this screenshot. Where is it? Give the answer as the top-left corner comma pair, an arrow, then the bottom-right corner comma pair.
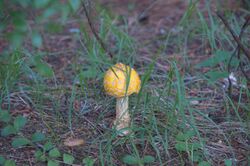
104,63 -> 141,135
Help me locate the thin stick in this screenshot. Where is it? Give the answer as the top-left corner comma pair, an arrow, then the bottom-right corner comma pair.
82,0 -> 114,59
217,12 -> 250,61
226,15 -> 250,94
238,17 -> 250,82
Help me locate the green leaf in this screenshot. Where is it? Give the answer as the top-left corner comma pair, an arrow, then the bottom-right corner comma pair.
40,7 -> 56,20
205,71 -> 229,82
14,116 -> 27,131
69,0 -> 81,12
12,137 -> 30,148
0,155 -> 5,165
8,32 -> 24,48
44,141 -> 54,151
32,132 -> 46,142
142,155 -> 155,164
11,12 -> 27,32
175,142 -> 187,152
0,22 -> 6,32
1,125 -> 17,136
35,150 -> 46,162
49,148 -> 61,158
196,50 -> 230,68
82,157 -> 95,166
192,151 -> 201,162
18,0 -> 31,8
60,5 -> 71,22
47,160 -> 59,166
176,130 -> 196,141
32,32 -> 43,48
198,161 -> 211,166
45,23 -> 63,33
191,142 -> 202,150
34,0 -> 50,8
0,110 -> 11,123
34,57 -> 54,77
185,130 -> 196,139
122,155 -> 139,165
80,69 -> 98,78
63,154 -> 74,164
175,141 -> 201,152
4,160 -> 16,166
224,159 -> 232,166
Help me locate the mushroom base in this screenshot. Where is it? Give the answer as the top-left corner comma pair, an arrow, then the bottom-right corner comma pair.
114,96 -> 131,135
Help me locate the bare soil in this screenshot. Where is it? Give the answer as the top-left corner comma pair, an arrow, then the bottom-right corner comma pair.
1,0 -> 249,165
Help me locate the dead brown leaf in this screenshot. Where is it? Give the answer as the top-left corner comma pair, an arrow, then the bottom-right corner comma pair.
63,138 -> 85,147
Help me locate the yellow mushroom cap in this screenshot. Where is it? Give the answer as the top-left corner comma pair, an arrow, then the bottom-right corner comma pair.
104,63 -> 141,98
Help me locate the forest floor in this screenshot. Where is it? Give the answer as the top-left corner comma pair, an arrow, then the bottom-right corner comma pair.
0,0 -> 249,165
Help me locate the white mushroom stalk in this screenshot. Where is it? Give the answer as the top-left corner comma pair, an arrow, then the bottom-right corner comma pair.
103,63 -> 141,136
115,96 -> 130,135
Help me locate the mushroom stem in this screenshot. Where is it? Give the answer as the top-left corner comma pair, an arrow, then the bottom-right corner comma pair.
114,96 -> 130,135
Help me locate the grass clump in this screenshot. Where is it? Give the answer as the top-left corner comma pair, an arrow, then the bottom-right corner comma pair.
0,0 -> 249,165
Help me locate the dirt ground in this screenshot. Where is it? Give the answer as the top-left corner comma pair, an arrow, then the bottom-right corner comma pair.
1,0 -> 249,165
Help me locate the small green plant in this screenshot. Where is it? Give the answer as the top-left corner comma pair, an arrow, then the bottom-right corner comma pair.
35,145 -> 95,166
174,130 -> 210,166
82,157 -> 96,166
0,108 -> 80,166
122,154 -> 155,166
63,153 -> 75,165
0,109 -> 29,166
0,0 -> 81,50
0,155 -> 16,166
0,51 -> 22,91
0,110 -> 27,137
195,50 -> 232,82
35,146 -> 62,166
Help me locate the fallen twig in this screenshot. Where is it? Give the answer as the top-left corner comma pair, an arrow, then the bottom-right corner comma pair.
82,0 -> 114,59
217,12 -> 250,61
217,12 -> 250,94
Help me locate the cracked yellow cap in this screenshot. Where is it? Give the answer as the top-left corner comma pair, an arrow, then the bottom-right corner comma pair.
104,63 -> 141,98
